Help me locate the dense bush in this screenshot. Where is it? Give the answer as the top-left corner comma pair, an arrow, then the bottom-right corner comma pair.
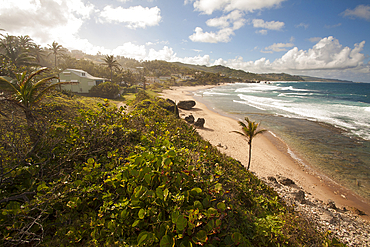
89,81 -> 120,99
0,94 -> 344,246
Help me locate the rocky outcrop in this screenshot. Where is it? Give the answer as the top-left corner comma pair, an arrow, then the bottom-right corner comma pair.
157,98 -> 179,117
178,100 -> 196,110
262,175 -> 370,246
185,114 -> 195,124
194,118 -> 205,128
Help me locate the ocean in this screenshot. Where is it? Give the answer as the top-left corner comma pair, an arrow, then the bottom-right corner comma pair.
192,82 -> 370,202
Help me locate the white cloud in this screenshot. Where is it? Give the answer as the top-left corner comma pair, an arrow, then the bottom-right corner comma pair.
112,42 -> 147,60
190,10 -> 245,43
256,30 -> 268,35
99,5 -> 162,29
341,5 -> 370,21
189,27 -> 234,43
215,37 -> 367,75
309,37 -> 322,43
252,19 -> 285,30
295,23 -> 309,29
147,46 -> 177,61
189,0 -> 286,15
206,10 -> 245,28
0,0 -> 94,44
324,23 -> 342,28
173,54 -> 211,65
262,42 -> 294,53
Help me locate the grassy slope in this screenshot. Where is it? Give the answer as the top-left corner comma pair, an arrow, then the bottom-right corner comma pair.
0,91 -> 343,246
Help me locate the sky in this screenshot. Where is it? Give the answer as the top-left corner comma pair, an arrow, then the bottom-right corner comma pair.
1,0 -> 370,82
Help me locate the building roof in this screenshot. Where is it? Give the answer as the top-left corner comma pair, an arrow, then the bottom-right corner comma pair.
64,68 -> 107,81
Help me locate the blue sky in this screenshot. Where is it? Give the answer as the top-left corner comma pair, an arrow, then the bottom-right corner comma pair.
1,0 -> 370,82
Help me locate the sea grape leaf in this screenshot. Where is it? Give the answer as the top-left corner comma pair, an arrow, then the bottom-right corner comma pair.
138,208 -> 145,219
160,235 -> 174,247
217,202 -> 226,211
194,200 -> 203,210
144,173 -> 151,184
156,188 -> 164,201
176,215 -> 188,232
171,211 -> 180,223
193,230 -> 207,243
164,188 -> 169,201
191,187 -> 202,195
137,232 -> 148,246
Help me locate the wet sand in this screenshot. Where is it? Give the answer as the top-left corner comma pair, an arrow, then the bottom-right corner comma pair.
160,85 -> 370,220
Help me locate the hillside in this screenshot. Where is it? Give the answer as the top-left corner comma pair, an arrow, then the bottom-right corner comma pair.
299,75 -> 353,83
172,62 -> 304,81
0,90 -> 343,246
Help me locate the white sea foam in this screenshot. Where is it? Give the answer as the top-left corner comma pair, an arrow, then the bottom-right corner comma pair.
204,82 -> 370,140
268,131 -> 277,138
287,148 -> 306,167
203,91 -> 230,96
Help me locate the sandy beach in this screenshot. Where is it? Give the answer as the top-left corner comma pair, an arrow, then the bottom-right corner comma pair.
159,85 -> 370,220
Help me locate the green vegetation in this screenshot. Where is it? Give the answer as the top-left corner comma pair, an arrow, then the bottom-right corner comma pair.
103,55 -> 120,82
173,63 -> 304,82
89,81 -> 121,99
0,82 -> 345,246
0,34 -> 348,246
232,117 -> 267,171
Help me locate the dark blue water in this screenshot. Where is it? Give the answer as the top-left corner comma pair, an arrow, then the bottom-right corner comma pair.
193,82 -> 370,201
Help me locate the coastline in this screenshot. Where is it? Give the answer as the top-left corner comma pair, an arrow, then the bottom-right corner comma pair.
159,85 -> 370,219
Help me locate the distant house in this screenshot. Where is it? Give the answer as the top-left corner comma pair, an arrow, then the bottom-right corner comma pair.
181,75 -> 194,80
159,76 -> 171,82
59,69 -> 108,94
145,76 -> 160,84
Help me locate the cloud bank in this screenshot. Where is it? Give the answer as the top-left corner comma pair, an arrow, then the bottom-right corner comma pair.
99,5 -> 162,29
186,0 -> 286,15
213,37 -> 366,74
187,0 -> 286,43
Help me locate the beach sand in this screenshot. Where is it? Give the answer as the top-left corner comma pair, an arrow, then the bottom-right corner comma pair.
159,85 -> 370,220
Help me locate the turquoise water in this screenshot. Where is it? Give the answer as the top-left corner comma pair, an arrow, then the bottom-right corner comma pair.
193,82 -> 370,201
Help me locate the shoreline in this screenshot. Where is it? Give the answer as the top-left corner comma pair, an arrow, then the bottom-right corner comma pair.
159,85 -> 370,220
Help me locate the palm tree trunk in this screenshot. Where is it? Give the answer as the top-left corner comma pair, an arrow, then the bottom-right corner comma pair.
247,142 -> 252,170
24,109 -> 39,145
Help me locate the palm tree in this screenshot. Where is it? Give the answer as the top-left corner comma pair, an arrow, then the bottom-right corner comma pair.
48,41 -> 63,68
0,34 -> 36,68
0,67 -> 69,128
232,117 -> 267,171
103,55 -> 120,82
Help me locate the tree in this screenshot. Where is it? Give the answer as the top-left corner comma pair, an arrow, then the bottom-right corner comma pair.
0,34 -> 37,68
48,41 -> 63,68
0,67 -> 69,131
232,117 -> 266,171
103,55 -> 120,82
89,81 -> 120,99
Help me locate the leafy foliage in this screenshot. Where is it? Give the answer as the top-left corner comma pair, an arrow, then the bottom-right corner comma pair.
0,92 -> 344,246
89,81 -> 120,99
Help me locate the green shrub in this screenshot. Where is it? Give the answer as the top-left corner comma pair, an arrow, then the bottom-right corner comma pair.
89,81 -> 120,99
0,95 -> 341,246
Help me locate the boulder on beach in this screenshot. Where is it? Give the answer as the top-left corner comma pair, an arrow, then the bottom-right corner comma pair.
178,100 -> 196,110
194,118 -> 205,128
278,177 -> 295,186
185,114 -> 195,123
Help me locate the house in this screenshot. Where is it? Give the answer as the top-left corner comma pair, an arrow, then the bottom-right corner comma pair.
159,76 -> 172,82
181,75 -> 194,80
145,76 -> 160,84
59,69 -> 108,94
